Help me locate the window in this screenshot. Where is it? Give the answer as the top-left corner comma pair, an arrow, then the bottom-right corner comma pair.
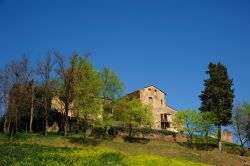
148,97 -> 153,104
154,89 -> 157,95
161,99 -> 163,105
148,88 -> 151,91
161,122 -> 170,129
161,114 -> 168,122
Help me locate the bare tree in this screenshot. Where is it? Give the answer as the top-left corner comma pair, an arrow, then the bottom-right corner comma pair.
20,55 -> 32,84
7,60 -> 23,134
54,52 -> 78,136
37,53 -> 54,136
233,102 -> 250,155
0,65 -> 13,133
1,55 -> 33,136
19,55 -> 35,133
29,79 -> 35,133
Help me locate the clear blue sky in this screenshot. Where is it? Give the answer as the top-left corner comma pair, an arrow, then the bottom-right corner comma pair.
0,0 -> 250,111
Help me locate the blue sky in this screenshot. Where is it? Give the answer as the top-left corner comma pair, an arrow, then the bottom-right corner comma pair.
0,0 -> 250,111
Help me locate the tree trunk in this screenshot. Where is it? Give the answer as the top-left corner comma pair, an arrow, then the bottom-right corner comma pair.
83,117 -> 88,142
45,110 -> 48,136
10,122 -> 14,142
4,118 -> 9,134
3,95 -> 9,134
129,124 -> 132,137
76,117 -> 80,134
59,110 -> 64,133
15,111 -> 18,132
64,118 -> 68,136
29,81 -> 34,133
205,131 -> 208,149
64,102 -> 69,136
45,98 -> 48,136
26,123 -> 28,133
104,126 -> 109,137
7,121 -> 11,134
218,125 -> 222,152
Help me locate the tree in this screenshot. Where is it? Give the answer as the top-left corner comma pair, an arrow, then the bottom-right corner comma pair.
29,79 -> 35,133
74,56 -> 103,141
199,112 -> 217,149
0,64 -> 13,133
3,55 -> 33,136
37,53 -> 54,136
19,55 -> 35,133
116,98 -> 153,137
199,63 -> 234,151
54,52 -> 78,136
232,102 -> 250,155
100,67 -> 124,101
100,67 -> 124,136
173,109 -> 201,145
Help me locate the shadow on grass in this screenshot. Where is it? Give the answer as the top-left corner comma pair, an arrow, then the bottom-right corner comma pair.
122,136 -> 150,144
177,142 -> 217,151
66,137 -> 103,146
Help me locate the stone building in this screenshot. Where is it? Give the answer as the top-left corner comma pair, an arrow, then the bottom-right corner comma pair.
210,130 -> 233,143
51,85 -> 177,132
127,85 -> 177,131
222,130 -> 233,143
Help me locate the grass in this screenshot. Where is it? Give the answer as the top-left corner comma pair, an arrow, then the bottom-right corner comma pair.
0,133 -> 249,166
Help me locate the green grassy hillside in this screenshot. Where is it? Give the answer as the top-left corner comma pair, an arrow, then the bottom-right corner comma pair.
0,133 -> 249,166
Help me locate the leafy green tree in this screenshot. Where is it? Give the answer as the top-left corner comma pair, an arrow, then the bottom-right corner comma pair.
100,67 -> 124,101
100,67 -> 124,136
199,63 -> 234,151
116,97 -> 153,137
173,109 -> 201,145
74,56 -> 103,141
199,112 -> 217,149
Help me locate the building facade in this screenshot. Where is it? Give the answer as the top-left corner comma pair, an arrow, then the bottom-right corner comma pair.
127,85 -> 177,131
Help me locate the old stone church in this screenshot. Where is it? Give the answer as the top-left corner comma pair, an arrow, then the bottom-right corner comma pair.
127,85 -> 177,131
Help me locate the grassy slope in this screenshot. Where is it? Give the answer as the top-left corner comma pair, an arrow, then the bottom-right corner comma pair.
0,133 -> 249,166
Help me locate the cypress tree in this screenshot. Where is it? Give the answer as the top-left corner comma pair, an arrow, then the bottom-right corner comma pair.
199,63 -> 234,151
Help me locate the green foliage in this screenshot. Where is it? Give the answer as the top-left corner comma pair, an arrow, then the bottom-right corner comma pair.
74,57 -> 103,139
116,98 -> 153,128
75,57 -> 103,119
173,109 -> 201,143
199,63 -> 234,127
199,112 -> 217,135
100,67 -> 124,101
100,67 -> 124,134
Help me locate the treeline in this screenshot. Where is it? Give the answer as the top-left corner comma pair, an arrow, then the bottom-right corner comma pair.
174,105 -> 250,151
0,52 -> 153,140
